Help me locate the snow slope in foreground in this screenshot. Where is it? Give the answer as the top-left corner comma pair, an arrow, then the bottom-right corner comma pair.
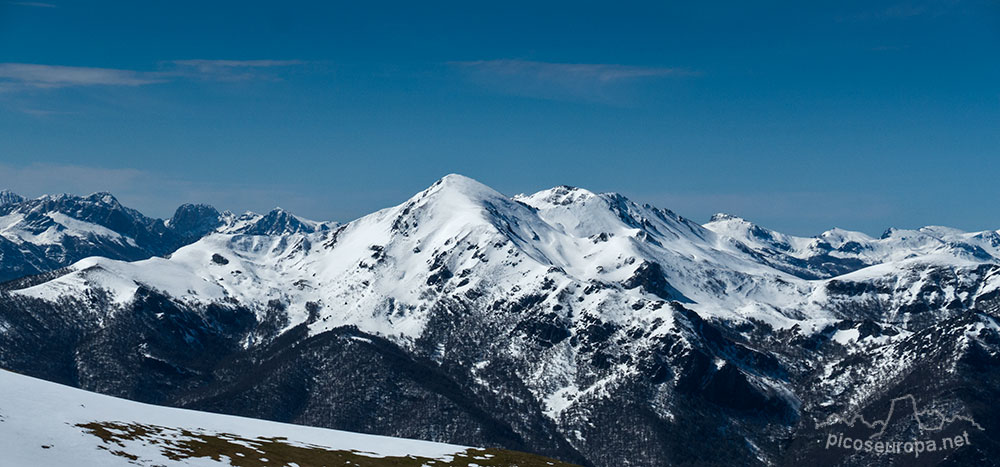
0,369 -> 571,466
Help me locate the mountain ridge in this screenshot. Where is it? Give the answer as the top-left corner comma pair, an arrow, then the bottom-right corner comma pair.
1,174 -> 998,466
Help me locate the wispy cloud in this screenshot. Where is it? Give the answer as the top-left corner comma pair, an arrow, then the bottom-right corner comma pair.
451,59 -> 698,103
0,60 -> 305,92
455,59 -> 696,82
170,59 -> 304,71
0,63 -> 165,88
15,108 -> 75,116
8,1 -> 57,7
165,59 -> 305,82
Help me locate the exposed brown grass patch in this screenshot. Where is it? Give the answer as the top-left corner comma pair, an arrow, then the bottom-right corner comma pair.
77,421 -> 578,467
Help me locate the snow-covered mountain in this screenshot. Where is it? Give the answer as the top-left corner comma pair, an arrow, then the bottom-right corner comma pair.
0,192 -> 333,282
0,369 -> 574,466
14,176 -> 808,334
1,174 -> 998,466
0,189 -> 24,206
704,213 -> 1000,280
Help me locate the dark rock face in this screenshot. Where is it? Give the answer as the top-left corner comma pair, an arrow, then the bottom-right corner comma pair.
169,204 -> 224,241
622,261 -> 692,303
0,237 -> 54,283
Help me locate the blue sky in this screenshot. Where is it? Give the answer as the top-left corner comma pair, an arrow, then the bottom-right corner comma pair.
1,0 -> 997,235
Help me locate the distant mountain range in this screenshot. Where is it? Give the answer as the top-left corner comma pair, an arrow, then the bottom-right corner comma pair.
1,175 -> 998,466
0,189 -> 332,282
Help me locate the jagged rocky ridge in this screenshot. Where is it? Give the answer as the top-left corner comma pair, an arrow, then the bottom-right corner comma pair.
0,175 -> 998,467
0,191 -> 331,281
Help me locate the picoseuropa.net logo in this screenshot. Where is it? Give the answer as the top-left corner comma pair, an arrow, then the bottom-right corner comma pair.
826,429 -> 972,457
822,394 -> 985,459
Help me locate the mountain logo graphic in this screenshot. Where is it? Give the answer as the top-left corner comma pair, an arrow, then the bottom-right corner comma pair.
835,394 -> 984,439
823,395 -> 986,458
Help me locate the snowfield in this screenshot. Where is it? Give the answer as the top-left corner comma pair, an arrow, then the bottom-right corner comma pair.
0,369 -> 467,465
0,369 -> 573,467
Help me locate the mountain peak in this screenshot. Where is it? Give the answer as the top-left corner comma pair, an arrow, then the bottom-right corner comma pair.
235,207 -> 320,235
704,213 -> 777,239
414,174 -> 507,208
708,213 -> 747,223
516,185 -> 598,208
437,173 -> 473,184
169,203 -> 223,239
84,191 -> 122,207
265,206 -> 294,216
432,173 -> 497,194
0,189 -> 24,206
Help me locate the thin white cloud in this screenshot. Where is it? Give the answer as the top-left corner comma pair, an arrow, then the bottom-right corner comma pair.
451,59 -> 699,103
8,1 -> 57,7
170,59 -> 304,70
455,59 -> 697,82
15,108 -> 75,116
0,63 -> 165,88
0,60 -> 306,92
165,59 -> 306,81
